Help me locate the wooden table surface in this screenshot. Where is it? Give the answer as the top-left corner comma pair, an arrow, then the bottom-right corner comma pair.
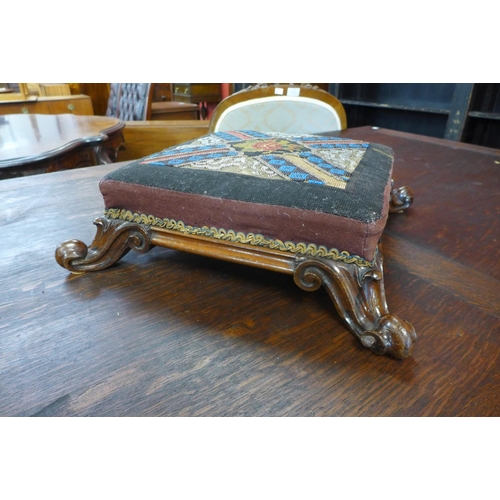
1,126 -> 499,417
0,114 -> 124,178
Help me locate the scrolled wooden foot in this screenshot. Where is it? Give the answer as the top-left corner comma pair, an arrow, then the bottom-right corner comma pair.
389,181 -> 414,213
360,314 -> 417,359
293,248 -> 416,358
55,216 -> 152,273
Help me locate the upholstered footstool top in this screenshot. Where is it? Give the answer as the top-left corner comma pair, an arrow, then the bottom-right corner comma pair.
99,130 -> 394,266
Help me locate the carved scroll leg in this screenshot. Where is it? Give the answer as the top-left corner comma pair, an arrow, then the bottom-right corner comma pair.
389,180 -> 414,213
55,217 -> 152,273
93,133 -> 126,164
293,249 -> 416,359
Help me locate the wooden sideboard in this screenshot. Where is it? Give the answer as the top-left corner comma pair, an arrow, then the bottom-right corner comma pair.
0,94 -> 94,116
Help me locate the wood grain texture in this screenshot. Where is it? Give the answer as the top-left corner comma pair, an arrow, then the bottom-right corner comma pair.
69,83 -> 110,116
1,127 -> 499,416
117,120 -> 209,161
150,101 -> 199,120
0,114 -> 125,179
0,94 -> 94,116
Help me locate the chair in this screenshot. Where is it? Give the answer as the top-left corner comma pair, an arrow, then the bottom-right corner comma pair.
56,125 -> 417,358
209,83 -> 347,134
105,83 -> 153,121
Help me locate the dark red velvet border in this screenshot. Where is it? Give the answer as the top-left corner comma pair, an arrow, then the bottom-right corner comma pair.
100,179 -> 391,261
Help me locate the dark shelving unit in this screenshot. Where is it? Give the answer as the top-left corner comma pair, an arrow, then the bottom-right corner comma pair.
329,83 -> 500,149
230,84 -> 500,149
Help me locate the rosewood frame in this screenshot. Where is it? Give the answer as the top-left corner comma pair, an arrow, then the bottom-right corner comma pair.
56,188 -> 416,359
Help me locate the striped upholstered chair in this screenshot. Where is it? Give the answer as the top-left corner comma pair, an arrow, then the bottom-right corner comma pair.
105,83 -> 153,121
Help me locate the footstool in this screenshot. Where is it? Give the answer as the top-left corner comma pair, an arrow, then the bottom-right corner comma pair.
56,130 -> 416,358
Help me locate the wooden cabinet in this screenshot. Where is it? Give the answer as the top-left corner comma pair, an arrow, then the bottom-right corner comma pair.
173,84 -> 222,119
329,83 -> 500,149
149,84 -> 199,120
0,94 -> 94,116
1,100 -> 51,115
152,83 -> 173,102
150,101 -> 199,120
68,83 -> 110,115
173,83 -> 221,104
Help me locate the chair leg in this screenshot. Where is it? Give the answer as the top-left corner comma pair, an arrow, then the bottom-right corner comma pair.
55,217 -> 153,273
293,247 -> 416,359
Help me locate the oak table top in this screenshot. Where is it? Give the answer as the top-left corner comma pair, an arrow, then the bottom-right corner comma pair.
1,126 -> 499,416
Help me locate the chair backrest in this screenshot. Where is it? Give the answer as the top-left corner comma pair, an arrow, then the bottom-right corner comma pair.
209,83 -> 347,134
105,83 -> 153,120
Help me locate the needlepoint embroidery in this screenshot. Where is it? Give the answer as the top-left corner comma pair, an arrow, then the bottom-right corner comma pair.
139,130 -> 369,189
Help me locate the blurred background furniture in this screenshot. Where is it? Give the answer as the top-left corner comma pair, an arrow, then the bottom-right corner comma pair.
68,83 -> 110,115
0,95 -> 93,116
173,83 -> 222,119
209,83 -> 346,134
116,120 -> 209,162
105,83 -> 153,121
0,114 -> 124,179
329,83 -> 500,149
150,83 -> 199,120
0,83 -> 94,116
32,83 -> 72,96
150,101 -> 200,120
6,83 -> 496,148
104,83 -> 200,121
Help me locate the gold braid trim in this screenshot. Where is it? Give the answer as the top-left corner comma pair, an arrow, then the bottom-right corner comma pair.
104,208 -> 375,268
